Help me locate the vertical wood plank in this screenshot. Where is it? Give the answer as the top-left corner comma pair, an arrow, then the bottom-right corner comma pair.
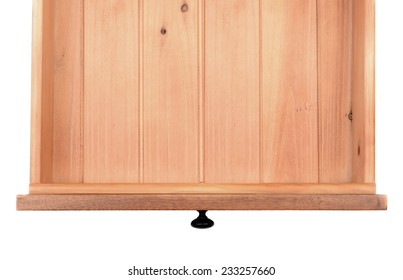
262,0 -> 318,183
143,0 -> 199,182
352,0 -> 375,183
198,0 -> 205,183
204,0 -> 260,183
318,0 -> 353,182
40,0 -> 54,183
139,0 -> 144,182
52,0 -> 83,183
84,0 -> 139,183
31,0 -> 44,183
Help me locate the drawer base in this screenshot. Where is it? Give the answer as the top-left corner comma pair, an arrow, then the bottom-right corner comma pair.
17,194 -> 387,211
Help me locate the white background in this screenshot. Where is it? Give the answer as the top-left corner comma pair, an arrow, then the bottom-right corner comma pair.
1,1 -> 402,279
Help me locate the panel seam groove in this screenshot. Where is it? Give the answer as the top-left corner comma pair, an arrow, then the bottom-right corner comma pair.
259,0 -> 263,183
81,0 -> 85,183
316,0 -> 321,183
198,0 -> 205,183
139,0 -> 144,183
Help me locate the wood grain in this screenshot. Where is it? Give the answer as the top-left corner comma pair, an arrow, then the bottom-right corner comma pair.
204,0 -> 260,183
352,0 -> 375,183
143,0 -> 199,182
198,0 -> 205,182
262,0 -> 318,183
30,0 -> 44,183
139,0 -> 144,182
84,0 -> 139,183
17,194 -> 387,210
40,0 -> 54,183
26,0 -> 381,211
52,0 -> 83,183
318,0 -> 353,182
29,183 -> 375,195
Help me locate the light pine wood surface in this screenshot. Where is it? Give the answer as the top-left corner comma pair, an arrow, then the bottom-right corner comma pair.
204,0 -> 260,183
17,194 -> 387,210
262,0 -> 319,183
352,0 -> 376,183
39,0 -> 54,183
29,183 -> 375,195
318,0 -> 353,183
30,0 -> 43,184
84,0 -> 139,183
22,0 -> 381,211
52,0 -> 83,183
143,0 -> 199,183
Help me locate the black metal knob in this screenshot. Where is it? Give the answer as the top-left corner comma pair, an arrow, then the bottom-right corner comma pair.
191,210 -> 214,229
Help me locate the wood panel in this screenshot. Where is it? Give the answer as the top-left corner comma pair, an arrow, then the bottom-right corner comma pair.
352,0 -> 375,183
30,0 -> 44,183
198,0 -> 205,182
17,194 -> 388,210
29,183 -> 375,195
84,0 -> 139,183
262,0 -> 318,183
143,0 -> 199,182
52,0 -> 83,183
39,0 -> 54,183
204,0 -> 260,183
318,0 -> 352,182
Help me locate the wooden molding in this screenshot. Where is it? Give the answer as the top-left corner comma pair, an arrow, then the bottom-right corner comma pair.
17,194 -> 387,211
29,183 -> 375,195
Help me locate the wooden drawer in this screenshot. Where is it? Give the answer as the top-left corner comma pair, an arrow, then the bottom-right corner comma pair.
17,0 -> 386,211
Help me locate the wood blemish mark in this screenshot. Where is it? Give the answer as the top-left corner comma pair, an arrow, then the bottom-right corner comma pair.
181,3 -> 188,13
358,145 -> 361,156
296,104 -> 313,113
